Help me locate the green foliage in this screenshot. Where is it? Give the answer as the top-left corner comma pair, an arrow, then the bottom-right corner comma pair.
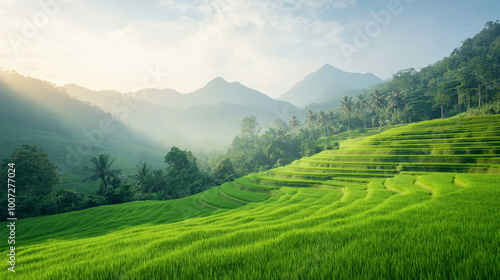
214,157 -> 236,184
240,116 -> 259,137
374,21 -> 500,121
104,183 -> 133,205
131,161 -> 151,189
300,140 -> 324,157
143,169 -> 168,193
164,146 -> 212,198
1,144 -> 59,197
457,100 -> 500,116
82,154 -> 121,194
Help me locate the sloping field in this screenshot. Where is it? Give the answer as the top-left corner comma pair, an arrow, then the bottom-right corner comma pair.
1,115 -> 500,279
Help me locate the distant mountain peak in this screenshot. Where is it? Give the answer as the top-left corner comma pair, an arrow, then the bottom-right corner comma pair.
206,77 -> 229,87
319,63 -> 337,70
279,64 -> 383,107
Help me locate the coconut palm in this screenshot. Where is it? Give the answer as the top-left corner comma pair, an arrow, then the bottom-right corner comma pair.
388,90 -> 406,114
272,126 -> 289,143
107,175 -> 123,189
306,109 -> 316,129
340,96 -> 354,130
143,169 -> 168,193
356,94 -> 368,129
83,154 -> 121,194
371,90 -> 387,127
289,115 -> 300,133
131,161 -> 151,189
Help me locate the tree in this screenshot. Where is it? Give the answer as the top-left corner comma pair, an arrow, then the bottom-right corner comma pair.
356,94 -> 368,129
388,90 -> 406,114
371,90 -> 387,126
434,90 -> 451,119
1,144 -> 59,197
131,161 -> 151,189
107,175 -> 123,189
318,110 -> 328,136
387,89 -> 407,123
83,154 -> 121,195
340,96 -> 354,130
306,109 -> 316,129
289,115 -> 300,133
164,147 -> 198,172
143,169 -> 168,193
214,157 -> 236,183
164,147 -> 201,198
240,116 -> 259,138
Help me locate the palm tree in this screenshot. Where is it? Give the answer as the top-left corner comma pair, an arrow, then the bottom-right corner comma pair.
131,161 -> 151,189
388,90 -> 406,114
107,175 -> 123,189
356,94 -> 368,129
289,115 -> 300,133
83,154 -> 121,194
306,109 -> 316,129
371,90 -> 387,127
272,126 -> 289,143
340,96 -> 354,130
317,110 -> 328,136
143,169 -> 168,193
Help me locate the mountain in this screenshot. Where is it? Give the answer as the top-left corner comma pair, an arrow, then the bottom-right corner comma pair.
0,70 -> 166,193
124,77 -> 293,110
63,84 -> 124,112
279,64 -> 383,107
174,77 -> 289,109
64,77 -> 302,149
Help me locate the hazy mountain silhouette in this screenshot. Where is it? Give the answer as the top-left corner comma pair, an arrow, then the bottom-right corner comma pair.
64,77 -> 301,149
279,64 -> 383,107
0,70 -> 165,192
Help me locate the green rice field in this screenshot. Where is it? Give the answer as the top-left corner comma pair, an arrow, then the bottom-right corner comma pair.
2,115 -> 500,279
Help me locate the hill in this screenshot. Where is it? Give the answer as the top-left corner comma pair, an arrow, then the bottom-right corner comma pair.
0,70 -> 166,193
279,64 -> 383,107
2,115 -> 499,279
62,84 -> 124,112
371,21 -> 500,122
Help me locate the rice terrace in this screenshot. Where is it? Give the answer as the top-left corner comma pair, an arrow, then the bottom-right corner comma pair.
2,115 -> 500,279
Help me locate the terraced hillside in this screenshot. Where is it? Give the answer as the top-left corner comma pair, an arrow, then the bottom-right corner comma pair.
217,115 -> 499,208
2,115 -> 500,279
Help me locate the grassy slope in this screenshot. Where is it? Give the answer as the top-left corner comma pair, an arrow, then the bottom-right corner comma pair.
0,75 -> 167,194
1,115 -> 500,279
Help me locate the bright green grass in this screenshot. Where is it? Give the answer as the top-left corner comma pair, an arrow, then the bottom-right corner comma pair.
2,173 -> 498,279
198,186 -> 239,209
1,115 -> 500,279
219,183 -> 269,203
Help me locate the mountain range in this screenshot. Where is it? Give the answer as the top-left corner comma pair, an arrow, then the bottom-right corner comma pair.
64,77 -> 302,149
62,65 -> 382,148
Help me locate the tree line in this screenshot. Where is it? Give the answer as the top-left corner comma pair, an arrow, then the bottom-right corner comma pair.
0,145 -> 214,220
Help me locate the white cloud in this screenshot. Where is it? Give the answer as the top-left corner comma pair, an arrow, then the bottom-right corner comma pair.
0,0 -> 351,97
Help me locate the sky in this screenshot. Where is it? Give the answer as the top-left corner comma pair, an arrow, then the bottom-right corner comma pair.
0,0 -> 498,98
